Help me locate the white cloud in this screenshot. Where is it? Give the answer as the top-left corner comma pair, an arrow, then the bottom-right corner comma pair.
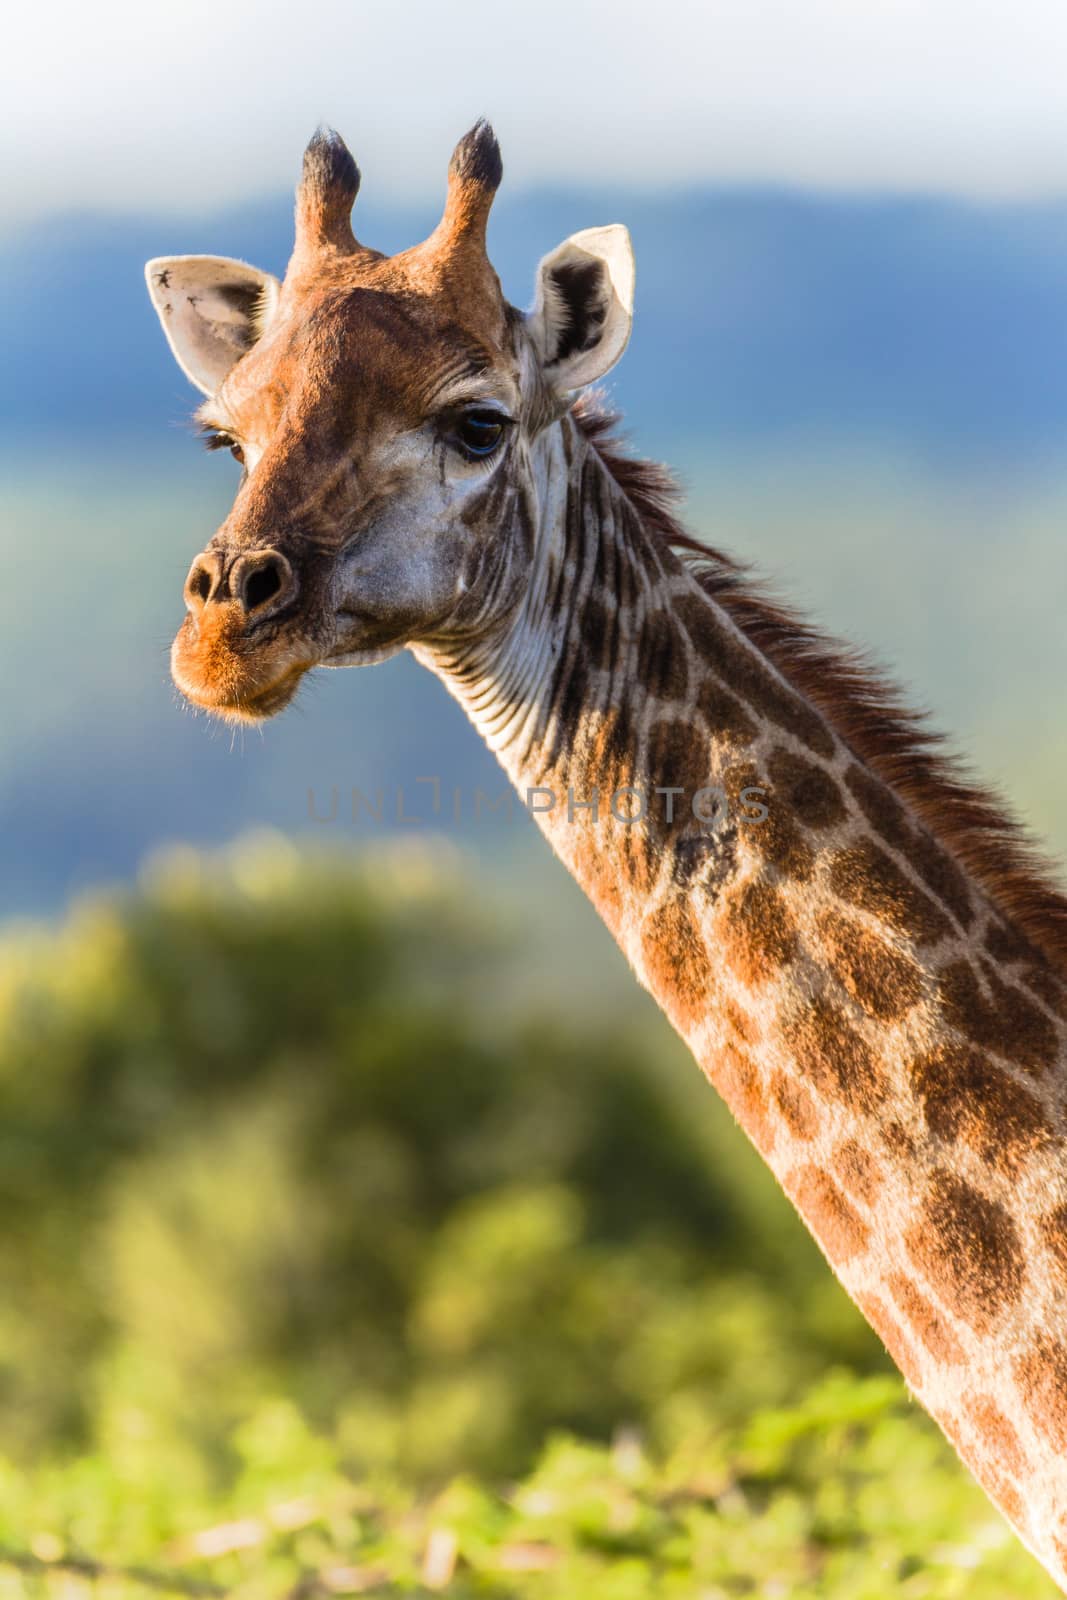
6,0 -> 1067,224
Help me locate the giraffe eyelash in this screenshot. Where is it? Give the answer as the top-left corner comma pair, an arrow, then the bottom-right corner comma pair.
199,424 -> 238,452
198,424 -> 246,465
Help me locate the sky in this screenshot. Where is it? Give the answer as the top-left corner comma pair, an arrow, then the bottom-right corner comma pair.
7,0 -> 1067,227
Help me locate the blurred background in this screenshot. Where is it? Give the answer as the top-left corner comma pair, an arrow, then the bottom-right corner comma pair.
1,1 -> 1067,1593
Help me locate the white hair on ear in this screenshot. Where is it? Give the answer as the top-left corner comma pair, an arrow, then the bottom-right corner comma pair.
528,225 -> 635,395
250,276 -> 281,340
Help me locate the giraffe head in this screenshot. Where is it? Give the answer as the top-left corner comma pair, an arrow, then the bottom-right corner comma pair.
146,122 -> 634,720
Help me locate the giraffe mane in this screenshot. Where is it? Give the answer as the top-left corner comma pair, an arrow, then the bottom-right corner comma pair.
572,392 -> 1067,973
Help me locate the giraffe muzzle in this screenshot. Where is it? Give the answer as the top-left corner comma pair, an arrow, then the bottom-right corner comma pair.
172,545 -> 314,721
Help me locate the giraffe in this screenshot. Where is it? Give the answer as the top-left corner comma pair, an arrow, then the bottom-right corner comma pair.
145,122 -> 1067,1588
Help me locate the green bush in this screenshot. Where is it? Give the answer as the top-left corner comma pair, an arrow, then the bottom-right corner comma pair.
0,836 -> 1053,1595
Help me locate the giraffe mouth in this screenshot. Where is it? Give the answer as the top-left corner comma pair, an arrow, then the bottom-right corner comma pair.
169,601 -> 322,722
170,616 -> 312,721
170,593 -> 411,721
175,661 -> 310,723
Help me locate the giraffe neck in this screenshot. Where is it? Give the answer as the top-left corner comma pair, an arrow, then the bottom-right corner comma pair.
421,414 -> 1067,1591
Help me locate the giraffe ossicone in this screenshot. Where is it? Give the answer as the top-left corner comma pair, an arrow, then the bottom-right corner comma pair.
145,121 -> 1067,1592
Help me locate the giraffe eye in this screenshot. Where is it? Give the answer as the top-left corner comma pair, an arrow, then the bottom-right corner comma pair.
200,425 -> 246,465
454,409 -> 509,460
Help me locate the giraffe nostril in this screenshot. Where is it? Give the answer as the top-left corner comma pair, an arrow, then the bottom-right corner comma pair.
184,554 -> 220,614
244,562 -> 283,611
233,550 -> 296,618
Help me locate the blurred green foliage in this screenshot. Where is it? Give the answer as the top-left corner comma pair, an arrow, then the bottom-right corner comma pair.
0,836 -> 1054,1596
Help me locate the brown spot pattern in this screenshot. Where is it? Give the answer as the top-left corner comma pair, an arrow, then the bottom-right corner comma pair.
936,959 -> 1058,1075
694,674 -> 759,751
748,802 -> 816,883
552,650 -> 592,752
721,878 -> 798,987
788,1165 -> 870,1261
645,716 -> 709,826
909,1043 -> 1051,1175
621,821 -> 657,897
882,1120 -> 918,1161
570,831 -> 623,930
984,919 -> 1030,966
887,1271 -> 964,1364
842,764 -> 974,933
582,702 -> 638,798
771,1071 -> 820,1140
580,591 -> 617,674
1040,1204 -> 1067,1276
818,909 -> 924,1020
829,838 -> 952,945
1014,1334 -> 1067,1454
784,995 -> 888,1115
671,827 -> 739,898
723,998 -> 761,1046
767,747 -> 847,830
971,1467 -> 1025,1531
634,608 -> 690,704
639,899 -> 711,1032
674,595 -> 836,758
834,1138 -> 884,1206
856,1292 -> 922,1388
905,1172 -> 1024,1334
715,1042 -> 774,1152
723,762 -> 815,882
962,1394 -> 1027,1478
1023,962 -> 1067,1018
908,831 -> 974,931
845,762 -> 911,851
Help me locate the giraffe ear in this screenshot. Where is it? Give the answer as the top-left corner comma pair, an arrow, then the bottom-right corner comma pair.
528,225 -> 634,394
144,255 -> 281,396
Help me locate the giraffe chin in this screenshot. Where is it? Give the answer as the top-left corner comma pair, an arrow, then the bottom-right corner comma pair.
174,662 -> 309,723
170,606 -> 321,723
167,640 -> 308,729
171,629 -> 406,722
